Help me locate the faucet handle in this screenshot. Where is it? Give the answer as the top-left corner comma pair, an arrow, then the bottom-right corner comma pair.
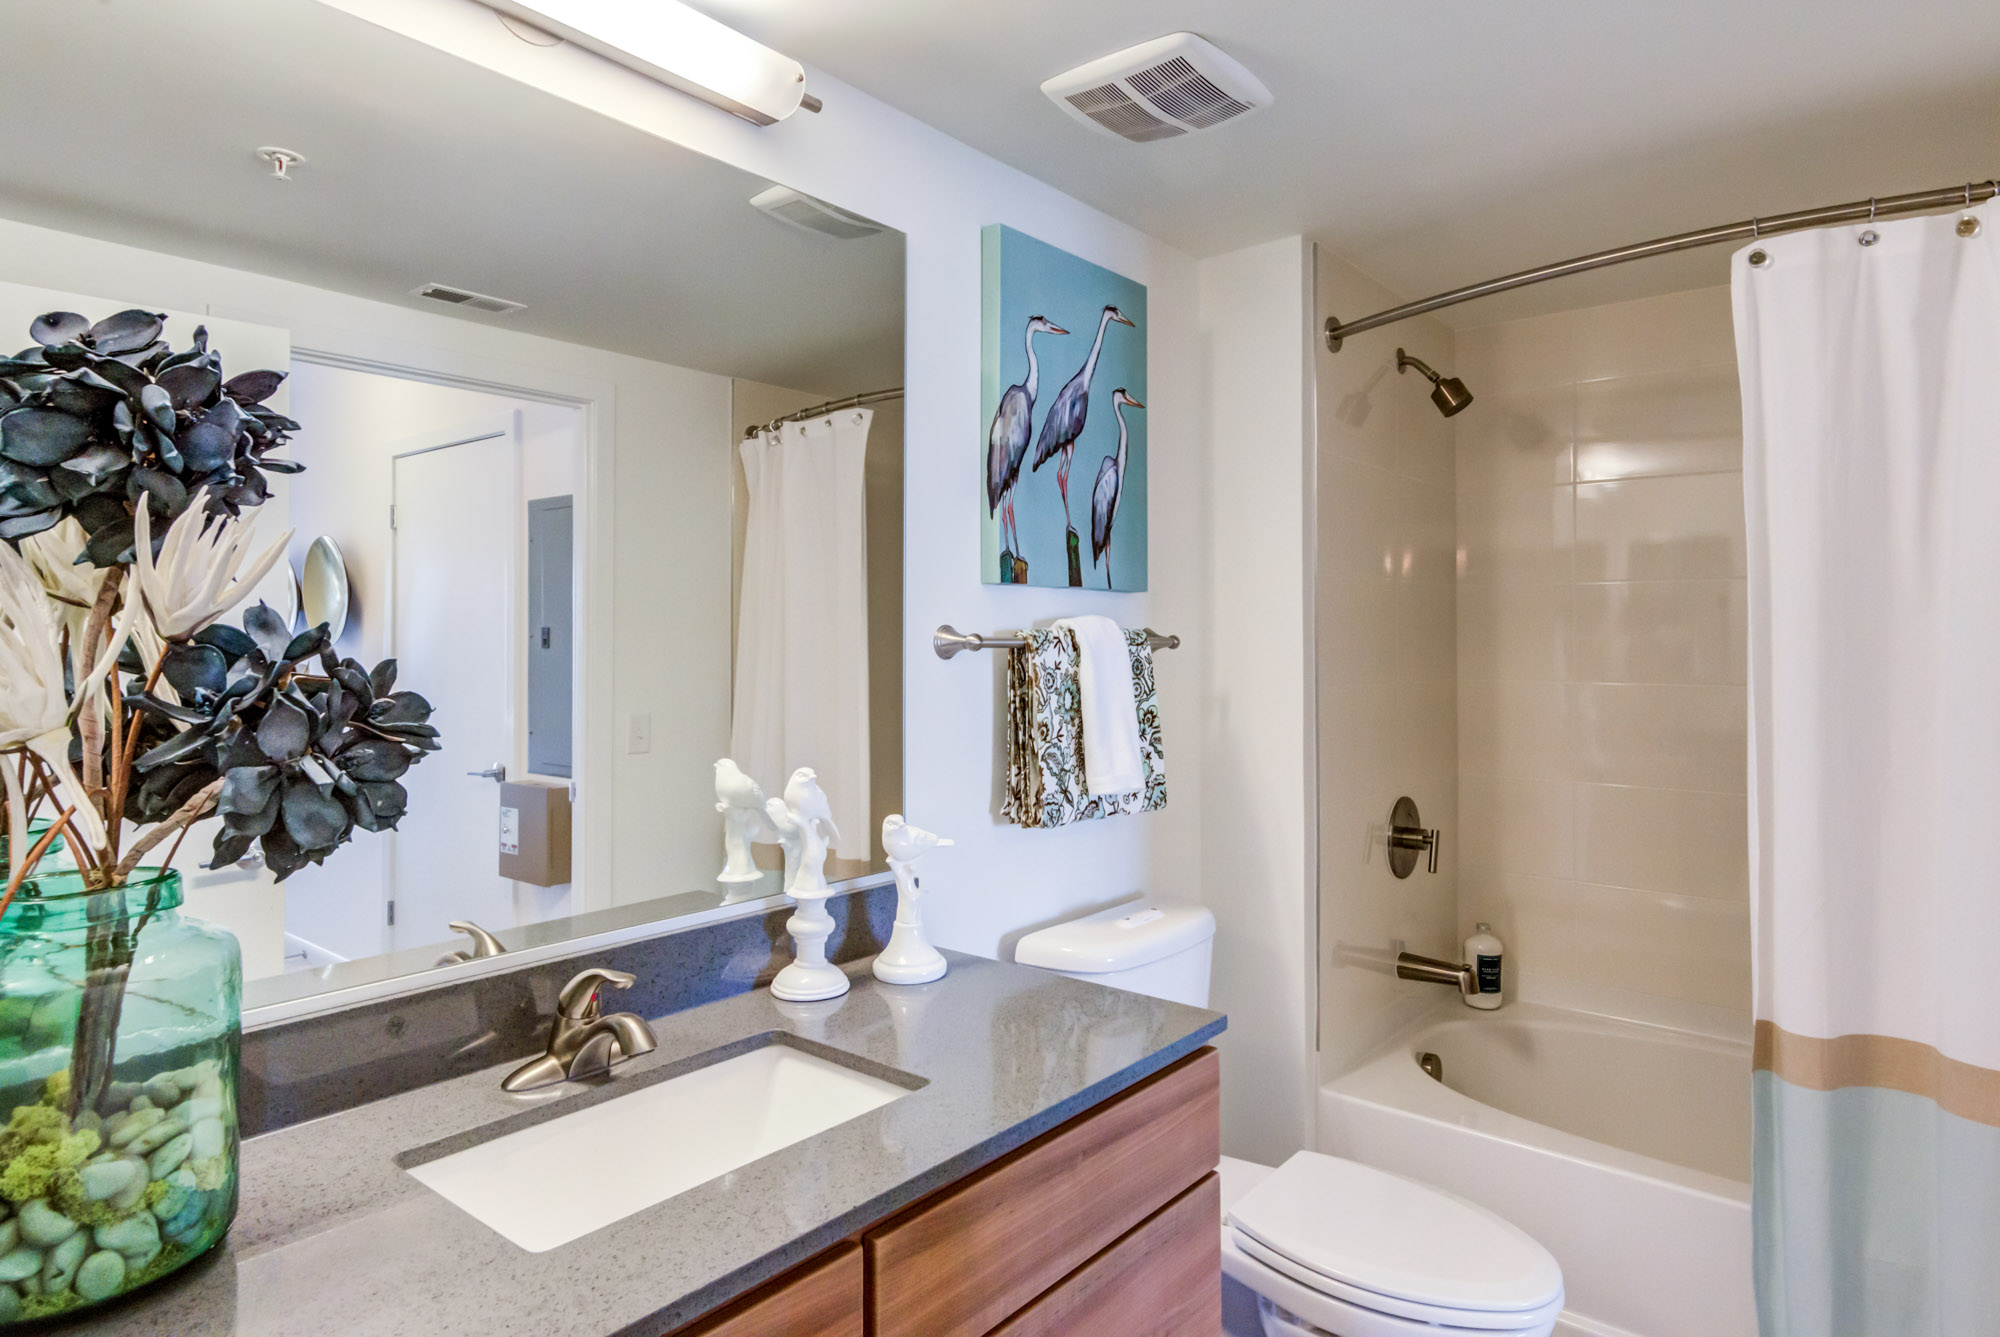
558,968 -> 637,1020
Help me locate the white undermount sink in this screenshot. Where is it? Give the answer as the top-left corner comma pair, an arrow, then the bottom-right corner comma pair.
407,1042 -> 915,1252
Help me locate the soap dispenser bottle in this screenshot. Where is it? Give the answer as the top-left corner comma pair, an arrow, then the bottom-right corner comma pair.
1464,923 -> 1504,1010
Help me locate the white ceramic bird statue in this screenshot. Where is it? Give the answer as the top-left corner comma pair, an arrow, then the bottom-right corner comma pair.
782,767 -> 840,897
763,796 -> 804,897
874,814 -> 954,985
882,815 -> 954,865
767,769 -> 850,1002
714,759 -> 775,883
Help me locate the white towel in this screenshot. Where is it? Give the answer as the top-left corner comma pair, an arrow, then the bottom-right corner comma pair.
1053,616 -> 1144,796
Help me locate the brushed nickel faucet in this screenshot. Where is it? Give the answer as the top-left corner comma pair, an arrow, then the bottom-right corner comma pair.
436,920 -> 508,967
502,967 -> 659,1092
1395,951 -> 1479,997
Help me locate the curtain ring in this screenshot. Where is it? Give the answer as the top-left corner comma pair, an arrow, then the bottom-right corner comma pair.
1750,216 -> 1760,239
1868,197 -> 1878,224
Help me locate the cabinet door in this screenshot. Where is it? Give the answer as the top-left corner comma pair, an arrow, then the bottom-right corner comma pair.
673,1241 -> 862,1337
865,1048 -> 1220,1337
990,1174 -> 1222,1337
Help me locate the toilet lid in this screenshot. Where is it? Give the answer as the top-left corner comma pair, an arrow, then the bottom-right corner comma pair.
1225,1152 -> 1563,1314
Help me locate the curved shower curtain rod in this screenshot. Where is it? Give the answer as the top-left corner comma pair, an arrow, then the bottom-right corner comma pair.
1324,178 -> 1999,350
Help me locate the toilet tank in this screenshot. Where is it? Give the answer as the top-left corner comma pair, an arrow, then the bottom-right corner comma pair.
1014,901 -> 1216,1007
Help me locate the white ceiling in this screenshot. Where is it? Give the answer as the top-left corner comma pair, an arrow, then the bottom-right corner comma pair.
702,0 -> 2000,324
0,0 -> 903,391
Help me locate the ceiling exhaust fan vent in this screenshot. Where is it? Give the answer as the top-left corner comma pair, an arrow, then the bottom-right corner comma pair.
412,283 -> 525,315
1043,33 -> 1271,144
749,185 -> 886,240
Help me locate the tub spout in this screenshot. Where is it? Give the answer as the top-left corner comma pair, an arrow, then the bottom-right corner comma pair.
1396,951 -> 1478,997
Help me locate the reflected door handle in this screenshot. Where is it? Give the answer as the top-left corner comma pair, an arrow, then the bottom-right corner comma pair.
467,764 -> 507,782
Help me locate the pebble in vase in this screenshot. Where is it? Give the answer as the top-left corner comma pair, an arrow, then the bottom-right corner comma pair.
769,768 -> 850,1002
873,816 -> 954,985
713,759 -> 776,883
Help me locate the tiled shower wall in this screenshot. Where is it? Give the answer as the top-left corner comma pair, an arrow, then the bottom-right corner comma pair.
1314,248 -> 1460,1076
1453,286 -> 1751,1017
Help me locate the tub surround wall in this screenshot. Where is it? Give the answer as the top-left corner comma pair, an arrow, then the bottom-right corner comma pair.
1312,249 -> 1461,1079
1453,286 -> 1750,1017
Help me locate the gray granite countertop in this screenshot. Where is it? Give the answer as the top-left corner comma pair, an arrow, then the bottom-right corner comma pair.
49,952 -> 1224,1337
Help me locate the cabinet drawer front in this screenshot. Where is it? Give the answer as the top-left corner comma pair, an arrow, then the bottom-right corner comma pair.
675,1241 -> 861,1337
866,1047 -> 1220,1337
990,1174 -> 1222,1337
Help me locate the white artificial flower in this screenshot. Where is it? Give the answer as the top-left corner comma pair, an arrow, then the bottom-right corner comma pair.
19,517 -> 114,654
132,489 -> 291,642
0,539 -> 132,852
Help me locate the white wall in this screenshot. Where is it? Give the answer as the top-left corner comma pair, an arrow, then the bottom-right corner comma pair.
1195,238 -> 1317,1164
314,0 -> 1213,965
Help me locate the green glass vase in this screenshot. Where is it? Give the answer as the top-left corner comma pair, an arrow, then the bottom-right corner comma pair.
0,868 -> 240,1321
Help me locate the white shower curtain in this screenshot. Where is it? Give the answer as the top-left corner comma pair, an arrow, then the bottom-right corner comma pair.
732,410 -> 872,860
1737,199 -> 1999,1336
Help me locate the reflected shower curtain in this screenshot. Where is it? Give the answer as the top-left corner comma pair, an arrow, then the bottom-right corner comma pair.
1738,199 -> 2000,1336
731,410 -> 871,859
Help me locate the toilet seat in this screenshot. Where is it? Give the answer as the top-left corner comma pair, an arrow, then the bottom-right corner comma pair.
1222,1152 -> 1563,1337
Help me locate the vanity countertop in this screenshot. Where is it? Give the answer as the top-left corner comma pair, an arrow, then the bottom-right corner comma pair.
49,951 -> 1224,1337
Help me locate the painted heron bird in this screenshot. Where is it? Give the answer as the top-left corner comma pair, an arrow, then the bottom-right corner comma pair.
1033,305 -> 1135,536
1090,389 -> 1144,590
984,314 -> 1067,562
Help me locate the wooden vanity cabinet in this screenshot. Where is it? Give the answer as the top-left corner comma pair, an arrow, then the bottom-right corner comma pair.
663,1046 -> 1220,1337
675,1241 -> 863,1337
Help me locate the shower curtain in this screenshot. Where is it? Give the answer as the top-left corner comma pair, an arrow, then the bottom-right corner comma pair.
731,409 -> 871,860
1738,200 -> 1999,1337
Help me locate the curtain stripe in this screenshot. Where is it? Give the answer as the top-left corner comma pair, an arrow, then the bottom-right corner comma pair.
1754,1022 -> 2000,1129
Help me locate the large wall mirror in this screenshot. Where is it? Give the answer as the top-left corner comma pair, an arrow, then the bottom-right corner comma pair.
0,0 -> 905,1013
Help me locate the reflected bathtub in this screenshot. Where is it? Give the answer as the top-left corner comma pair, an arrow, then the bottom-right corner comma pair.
1319,1002 -> 1754,1337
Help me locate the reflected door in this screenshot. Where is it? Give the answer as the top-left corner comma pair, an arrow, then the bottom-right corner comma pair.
388,417 -> 519,950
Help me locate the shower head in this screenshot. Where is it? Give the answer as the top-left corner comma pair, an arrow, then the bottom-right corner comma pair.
1396,349 -> 1475,418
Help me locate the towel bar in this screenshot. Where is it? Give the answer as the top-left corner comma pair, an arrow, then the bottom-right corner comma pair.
933,624 -> 1181,661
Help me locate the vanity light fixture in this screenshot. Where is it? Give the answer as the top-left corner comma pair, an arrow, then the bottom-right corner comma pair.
481,0 -> 822,125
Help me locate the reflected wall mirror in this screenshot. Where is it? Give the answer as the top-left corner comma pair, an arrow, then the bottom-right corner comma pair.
0,0 -> 906,1015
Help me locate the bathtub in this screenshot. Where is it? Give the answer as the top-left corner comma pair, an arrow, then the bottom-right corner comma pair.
1318,1001 -> 1754,1337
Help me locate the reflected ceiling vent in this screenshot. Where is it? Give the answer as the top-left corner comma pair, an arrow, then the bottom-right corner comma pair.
412,283 -> 525,315
750,185 -> 886,240
1042,33 -> 1272,143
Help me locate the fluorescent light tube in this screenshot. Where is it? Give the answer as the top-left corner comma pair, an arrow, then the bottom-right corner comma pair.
485,0 -> 814,125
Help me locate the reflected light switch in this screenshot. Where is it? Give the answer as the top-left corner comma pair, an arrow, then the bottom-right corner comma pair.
627,713 -> 652,754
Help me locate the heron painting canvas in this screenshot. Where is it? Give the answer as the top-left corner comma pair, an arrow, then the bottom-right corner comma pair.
982,224 -> 1147,590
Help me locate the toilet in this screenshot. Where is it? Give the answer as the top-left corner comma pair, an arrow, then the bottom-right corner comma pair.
1019,902 -> 1565,1337
1219,1154 -> 1563,1337
1013,898 -> 1217,1006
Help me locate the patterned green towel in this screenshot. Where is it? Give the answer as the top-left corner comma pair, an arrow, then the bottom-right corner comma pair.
1002,627 -> 1167,828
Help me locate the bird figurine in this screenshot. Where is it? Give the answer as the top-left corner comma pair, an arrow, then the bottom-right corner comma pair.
714,759 -> 776,883
782,767 -> 841,897
1090,389 -> 1145,590
768,769 -> 851,1002
875,815 -> 954,985
763,796 -> 804,897
882,814 -> 954,865
985,314 -> 1067,577
1033,304 -> 1134,583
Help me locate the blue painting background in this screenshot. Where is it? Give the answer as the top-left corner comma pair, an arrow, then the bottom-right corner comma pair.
981,225 -> 1148,590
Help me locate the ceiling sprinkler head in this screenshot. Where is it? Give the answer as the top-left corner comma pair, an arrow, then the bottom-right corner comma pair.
257,147 -> 306,181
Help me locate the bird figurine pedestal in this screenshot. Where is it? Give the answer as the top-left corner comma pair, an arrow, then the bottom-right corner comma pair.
769,766 -> 850,1001
873,815 -> 953,986
772,892 -> 850,1001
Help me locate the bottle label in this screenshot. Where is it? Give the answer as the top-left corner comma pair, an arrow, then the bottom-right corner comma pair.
1476,955 -> 1502,993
